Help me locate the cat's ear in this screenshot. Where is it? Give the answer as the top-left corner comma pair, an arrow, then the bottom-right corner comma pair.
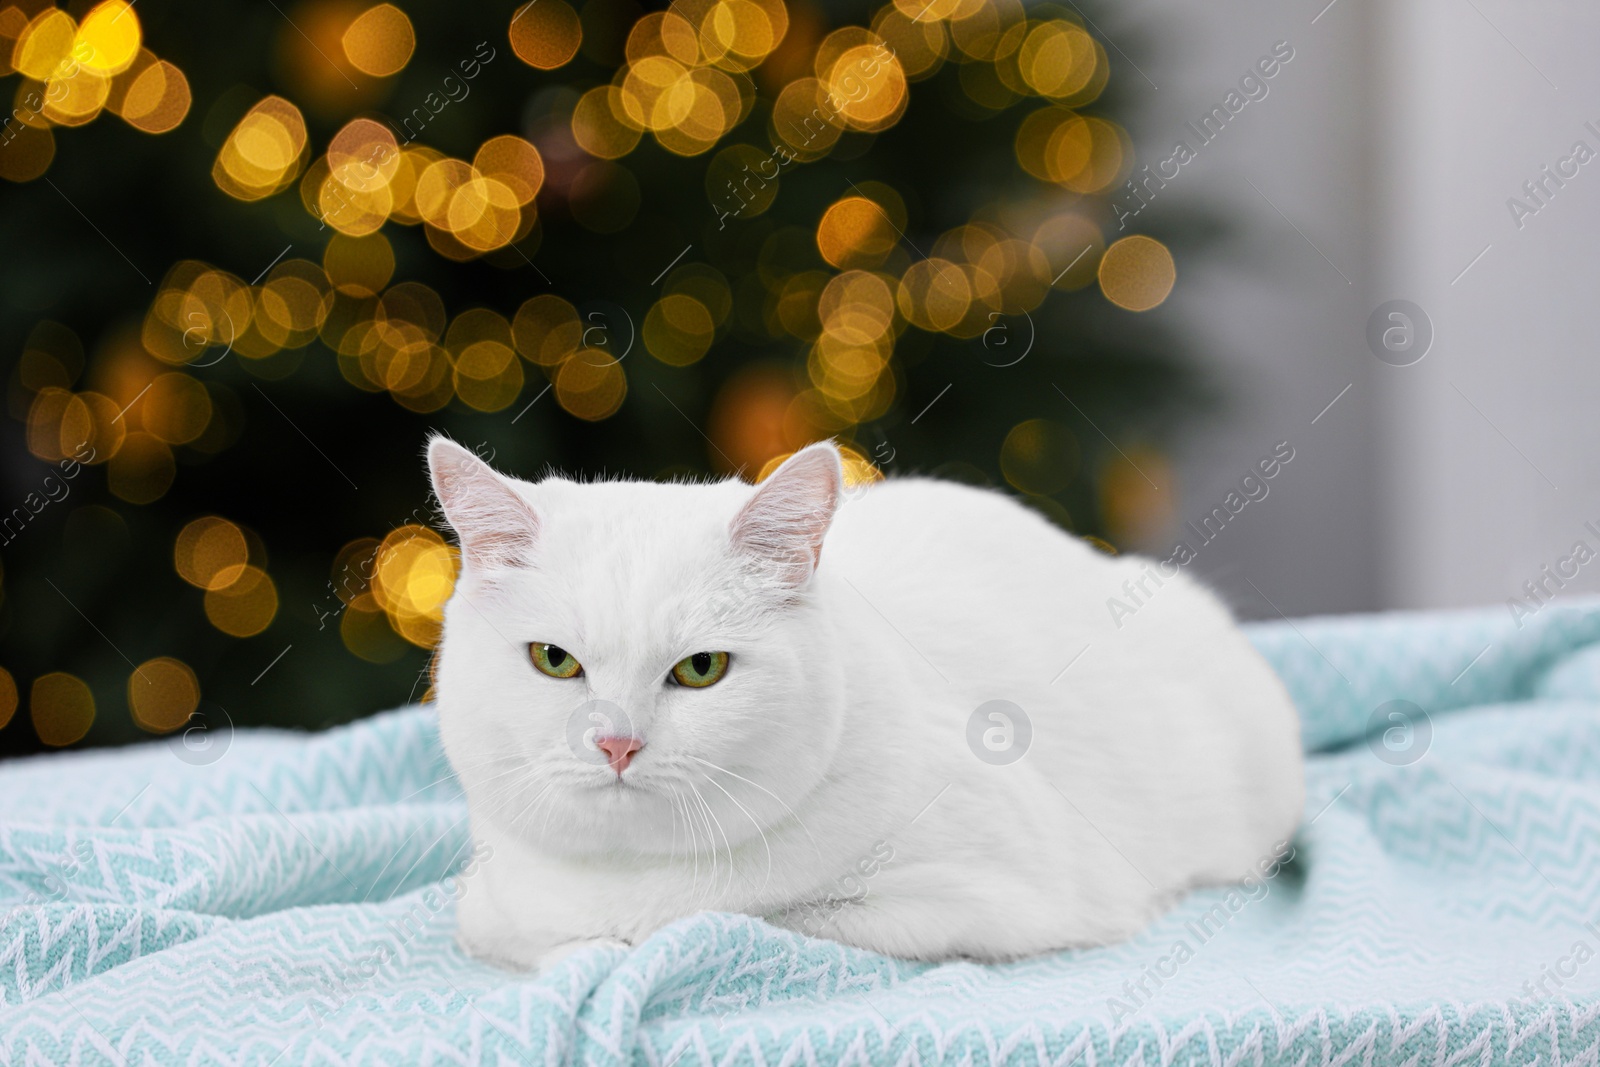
427,436 -> 539,571
730,441 -> 843,587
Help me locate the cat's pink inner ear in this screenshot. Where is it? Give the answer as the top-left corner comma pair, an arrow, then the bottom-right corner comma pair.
427,438 -> 539,571
730,442 -> 843,586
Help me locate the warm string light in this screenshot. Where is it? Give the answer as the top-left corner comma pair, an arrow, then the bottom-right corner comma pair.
4,0 -> 1181,742
0,0 -> 189,182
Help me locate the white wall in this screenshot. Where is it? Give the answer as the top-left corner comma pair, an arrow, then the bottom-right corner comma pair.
1103,0 -> 1600,619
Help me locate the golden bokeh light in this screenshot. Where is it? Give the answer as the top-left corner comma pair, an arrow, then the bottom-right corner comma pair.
512,294 -> 582,365
13,8 -> 75,82
214,95 -> 308,201
328,118 -> 399,192
473,134 -> 545,206
371,525 -> 459,648
453,339 -> 525,412
324,232 -> 395,297
770,78 -> 842,161
0,667 -> 16,730
837,443 -> 884,487
572,85 -> 643,159
1017,20 -> 1098,98
700,0 -> 789,72
510,0 -> 583,70
342,592 -> 409,663
1033,213 -> 1104,291
44,62 -> 111,126
118,59 -> 189,133
665,263 -> 733,324
1062,115 -> 1128,193
0,0 -> 1176,719
316,156 -> 394,236
816,196 -> 897,269
258,259 -> 333,347
106,431 -> 175,504
707,363 -> 800,475
1000,418 -> 1079,495
556,350 -> 627,420
0,124 -> 54,181
772,270 -> 826,339
896,257 -> 971,333
341,3 -> 415,77
706,143 -> 776,218
76,1 -> 141,75
643,294 -> 716,365
204,564 -> 279,637
1100,447 -> 1175,548
409,155 -> 531,254
755,441 -> 881,485
626,11 -> 699,65
175,516 -> 249,591
127,656 -> 200,733
872,7 -> 947,80
26,386 -> 81,461
817,34 -> 906,130
1098,235 -> 1175,311
31,672 -> 94,747
1015,107 -> 1087,184
142,372 -> 212,445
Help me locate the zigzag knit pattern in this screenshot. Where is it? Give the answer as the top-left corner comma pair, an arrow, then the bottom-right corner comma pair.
5,598 -> 1600,1065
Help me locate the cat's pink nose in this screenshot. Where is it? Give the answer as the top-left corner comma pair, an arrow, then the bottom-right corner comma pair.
595,735 -> 643,775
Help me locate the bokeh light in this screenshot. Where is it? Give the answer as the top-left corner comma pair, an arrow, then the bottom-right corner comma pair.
175,516 -> 249,590
0,668 -> 16,730
204,564 -> 278,637
1000,418 -> 1079,495
644,294 -> 716,365
0,0 -> 1185,754
106,432 -> 174,503
708,363 -> 800,474
371,526 -> 459,648
1100,447 -> 1175,547
214,95 -> 308,201
31,672 -> 94,747
556,350 -> 627,419
118,58 -> 190,133
341,3 -> 415,76
77,2 -> 142,76
511,0 -> 583,69
817,196 -> 898,269
127,657 -> 200,733
1098,235 -> 1176,311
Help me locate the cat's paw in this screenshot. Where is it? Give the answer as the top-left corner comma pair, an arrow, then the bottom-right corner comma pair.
536,936 -> 631,972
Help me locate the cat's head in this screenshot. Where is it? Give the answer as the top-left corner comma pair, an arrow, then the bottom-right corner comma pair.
426,437 -> 848,858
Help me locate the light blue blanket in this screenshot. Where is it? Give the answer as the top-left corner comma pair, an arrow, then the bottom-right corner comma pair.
6,599 -> 1600,1065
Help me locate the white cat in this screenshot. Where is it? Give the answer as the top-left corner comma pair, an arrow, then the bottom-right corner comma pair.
426,437 -> 1304,969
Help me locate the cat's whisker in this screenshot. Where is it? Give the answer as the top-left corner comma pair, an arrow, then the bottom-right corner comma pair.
675,780 -> 713,908
510,781 -> 555,835
668,784 -> 683,866
698,770 -> 774,898
687,779 -> 736,901
680,781 -> 718,904
453,761 -> 536,803
672,789 -> 700,898
687,755 -> 826,866
398,770 -> 464,803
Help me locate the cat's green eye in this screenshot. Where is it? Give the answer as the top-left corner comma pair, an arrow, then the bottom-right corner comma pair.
671,651 -> 729,688
530,643 -> 583,679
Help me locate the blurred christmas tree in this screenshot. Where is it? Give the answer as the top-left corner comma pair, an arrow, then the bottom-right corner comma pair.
0,0 -> 1201,757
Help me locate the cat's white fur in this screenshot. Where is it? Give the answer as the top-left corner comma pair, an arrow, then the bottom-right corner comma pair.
427,437 -> 1304,969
